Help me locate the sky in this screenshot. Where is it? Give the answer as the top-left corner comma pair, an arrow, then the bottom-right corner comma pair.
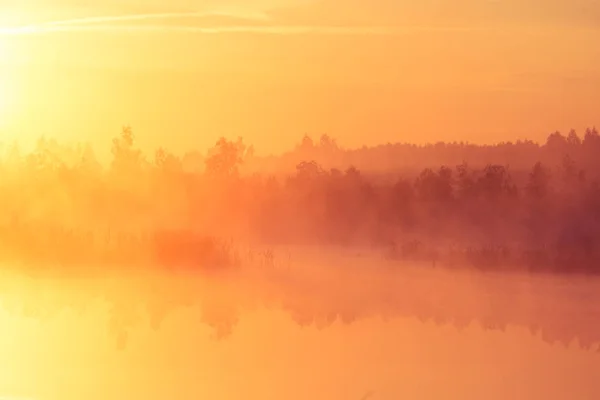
0,0 -> 599,155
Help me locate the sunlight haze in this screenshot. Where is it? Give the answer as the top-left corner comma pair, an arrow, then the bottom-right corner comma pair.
0,0 -> 599,153
1,2 -> 600,399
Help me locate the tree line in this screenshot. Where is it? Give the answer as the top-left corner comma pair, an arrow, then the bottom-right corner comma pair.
0,126 -> 600,273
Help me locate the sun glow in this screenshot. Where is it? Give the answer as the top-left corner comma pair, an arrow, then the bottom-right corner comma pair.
0,86 -> 8,131
0,38 -> 15,129
0,36 -> 9,63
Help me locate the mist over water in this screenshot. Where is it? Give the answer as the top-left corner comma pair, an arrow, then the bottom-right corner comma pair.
1,248 -> 599,400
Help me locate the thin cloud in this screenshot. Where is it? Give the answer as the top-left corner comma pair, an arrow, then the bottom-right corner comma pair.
1,14 -> 494,36
8,24 -> 492,35
39,10 -> 272,27
0,10 -> 271,35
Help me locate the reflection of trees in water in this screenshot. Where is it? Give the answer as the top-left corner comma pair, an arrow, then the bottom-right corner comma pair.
2,260 -> 598,353
200,299 -> 240,341
107,300 -> 140,351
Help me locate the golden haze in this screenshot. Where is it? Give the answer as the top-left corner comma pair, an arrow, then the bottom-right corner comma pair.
1,1 -> 600,399
0,0 -> 599,153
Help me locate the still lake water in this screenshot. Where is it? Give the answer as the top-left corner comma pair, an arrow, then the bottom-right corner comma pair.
0,252 -> 599,400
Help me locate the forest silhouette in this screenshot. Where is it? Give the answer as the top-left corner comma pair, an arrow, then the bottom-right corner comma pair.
1,126 -> 600,273
1,126 -> 600,351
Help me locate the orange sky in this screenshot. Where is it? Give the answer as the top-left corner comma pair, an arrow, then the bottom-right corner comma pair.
1,0 -> 600,155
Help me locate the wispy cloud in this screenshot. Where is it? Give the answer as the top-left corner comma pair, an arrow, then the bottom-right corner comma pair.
38,10 -> 271,27
0,10 -> 271,35
1,0 -> 598,37
0,10 -> 494,37
1,24 -> 493,36
9,1 -> 580,37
